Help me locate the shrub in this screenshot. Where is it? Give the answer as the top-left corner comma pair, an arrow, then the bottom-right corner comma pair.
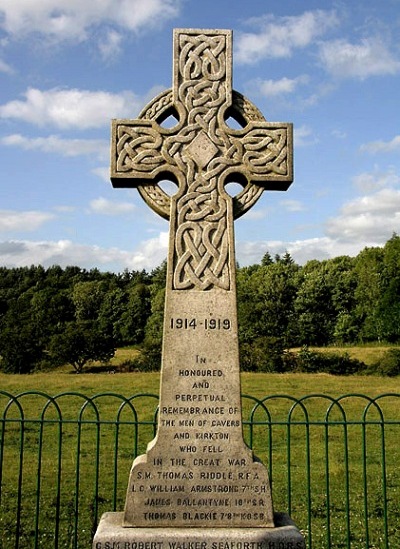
127,340 -> 161,372
296,346 -> 364,375
117,359 -> 139,373
296,346 -> 321,373
240,336 -> 288,372
371,348 -> 400,377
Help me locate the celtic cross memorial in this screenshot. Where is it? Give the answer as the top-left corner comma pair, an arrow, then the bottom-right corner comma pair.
111,29 -> 293,529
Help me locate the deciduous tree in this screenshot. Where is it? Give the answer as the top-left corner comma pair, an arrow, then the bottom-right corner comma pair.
49,321 -> 115,373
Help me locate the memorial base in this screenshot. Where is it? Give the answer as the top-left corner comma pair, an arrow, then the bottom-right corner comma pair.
93,512 -> 305,549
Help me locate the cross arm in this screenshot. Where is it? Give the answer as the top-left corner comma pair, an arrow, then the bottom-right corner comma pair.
228,121 -> 293,190
111,119 -> 171,188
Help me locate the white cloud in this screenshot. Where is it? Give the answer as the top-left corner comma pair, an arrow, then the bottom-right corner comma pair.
352,168 -> 400,193
88,197 -> 135,216
92,167 -> 110,182
294,125 -> 316,148
319,38 -> 400,79
236,237 -> 365,266
236,10 -> 339,64
0,233 -> 169,271
245,208 -> 268,221
0,87 -> 141,129
0,239 -> 131,271
0,0 -> 181,42
255,76 -> 308,98
280,199 -> 305,212
326,188 -> 400,243
283,238 -> 365,263
340,188 -> 400,216
0,210 -> 55,233
99,29 -> 123,61
128,231 -> 169,270
237,186 -> 400,266
1,134 -> 109,161
360,135 -> 400,154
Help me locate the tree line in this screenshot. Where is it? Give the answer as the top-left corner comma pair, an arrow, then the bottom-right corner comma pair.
1,234 -> 400,374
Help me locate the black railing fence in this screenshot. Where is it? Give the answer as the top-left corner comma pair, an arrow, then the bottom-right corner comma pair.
1,391 -> 399,549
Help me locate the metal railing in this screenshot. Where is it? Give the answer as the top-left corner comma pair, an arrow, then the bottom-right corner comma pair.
1,391 -> 399,549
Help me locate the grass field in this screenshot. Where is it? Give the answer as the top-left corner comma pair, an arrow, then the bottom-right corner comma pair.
1,353 -> 400,549
291,344 -> 392,366
1,351 -> 400,397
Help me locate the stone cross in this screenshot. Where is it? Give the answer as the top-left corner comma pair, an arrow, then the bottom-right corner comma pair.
111,29 -> 293,529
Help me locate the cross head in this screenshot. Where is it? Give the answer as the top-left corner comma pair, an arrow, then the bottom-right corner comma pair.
111,29 -> 293,291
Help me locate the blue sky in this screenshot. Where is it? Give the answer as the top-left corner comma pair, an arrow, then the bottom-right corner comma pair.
1,0 -> 400,272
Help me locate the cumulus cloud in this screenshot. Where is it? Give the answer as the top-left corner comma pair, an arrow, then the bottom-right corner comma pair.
0,0 -> 181,42
236,185 -> 400,266
0,210 -> 55,233
280,200 -> 305,212
0,233 -> 168,272
236,237 -> 365,266
319,38 -> 400,79
0,87 -> 142,129
294,125 -> 317,148
326,188 -> 400,243
236,10 -> 339,64
340,188 -> 400,216
1,134 -> 109,161
88,197 -> 136,216
352,168 -> 400,193
128,231 -> 169,270
254,76 -> 308,98
99,29 -> 123,61
0,239 -> 132,270
360,135 -> 400,154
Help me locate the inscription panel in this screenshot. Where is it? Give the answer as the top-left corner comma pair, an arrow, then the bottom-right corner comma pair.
124,292 -> 273,527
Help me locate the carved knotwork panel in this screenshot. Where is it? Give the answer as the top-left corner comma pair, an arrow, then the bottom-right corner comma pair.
112,90 -> 292,221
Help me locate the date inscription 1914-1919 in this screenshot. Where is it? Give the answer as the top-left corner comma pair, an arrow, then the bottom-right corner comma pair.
170,318 -> 231,330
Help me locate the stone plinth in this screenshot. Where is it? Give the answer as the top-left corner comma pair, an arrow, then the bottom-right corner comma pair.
93,512 -> 305,549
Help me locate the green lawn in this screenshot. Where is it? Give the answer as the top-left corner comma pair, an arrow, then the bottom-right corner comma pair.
1,366 -> 400,549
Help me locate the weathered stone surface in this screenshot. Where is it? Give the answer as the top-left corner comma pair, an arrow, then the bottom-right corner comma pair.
93,512 -> 306,549
109,28 -> 293,529
124,292 -> 274,528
